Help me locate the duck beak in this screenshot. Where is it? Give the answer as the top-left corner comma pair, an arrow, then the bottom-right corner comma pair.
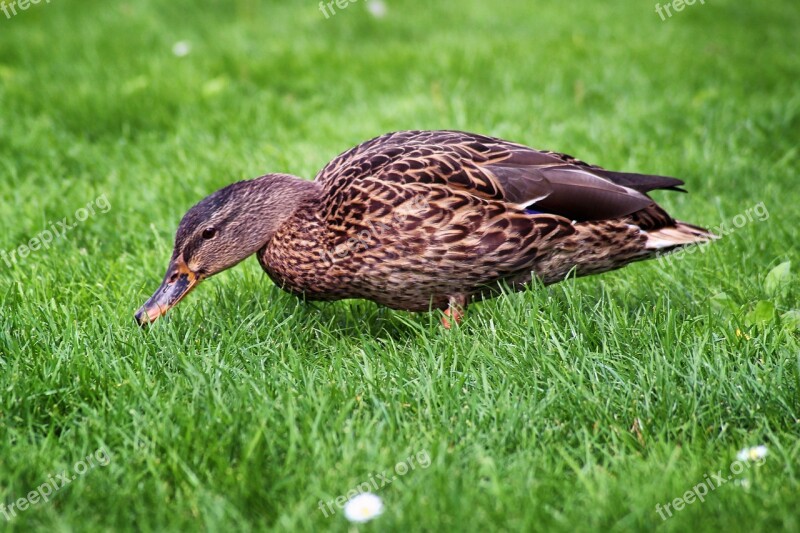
135,257 -> 199,326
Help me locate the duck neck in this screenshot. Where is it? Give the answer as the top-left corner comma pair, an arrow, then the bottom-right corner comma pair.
254,173 -> 322,205
221,174 -> 323,264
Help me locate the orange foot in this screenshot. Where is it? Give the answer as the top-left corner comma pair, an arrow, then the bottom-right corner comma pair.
441,307 -> 463,329
440,296 -> 467,329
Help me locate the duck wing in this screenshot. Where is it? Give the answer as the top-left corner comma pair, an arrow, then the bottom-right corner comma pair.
314,130 -> 686,223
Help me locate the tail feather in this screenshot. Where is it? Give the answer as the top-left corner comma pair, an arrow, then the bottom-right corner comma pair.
644,221 -> 718,251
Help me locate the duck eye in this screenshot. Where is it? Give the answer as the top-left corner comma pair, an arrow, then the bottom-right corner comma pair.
202,227 -> 217,240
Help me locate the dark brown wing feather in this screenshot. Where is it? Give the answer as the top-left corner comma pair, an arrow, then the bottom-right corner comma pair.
590,169 -> 686,193
483,163 -> 656,220
314,130 -> 684,224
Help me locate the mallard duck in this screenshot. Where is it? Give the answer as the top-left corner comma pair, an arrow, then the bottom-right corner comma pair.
135,130 -> 715,327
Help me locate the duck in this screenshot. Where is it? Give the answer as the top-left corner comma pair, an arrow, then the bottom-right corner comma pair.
134,130 -> 715,328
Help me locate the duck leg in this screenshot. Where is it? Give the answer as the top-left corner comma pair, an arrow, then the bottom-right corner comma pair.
441,294 -> 468,329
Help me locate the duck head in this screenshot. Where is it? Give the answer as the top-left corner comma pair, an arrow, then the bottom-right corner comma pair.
135,173 -> 319,326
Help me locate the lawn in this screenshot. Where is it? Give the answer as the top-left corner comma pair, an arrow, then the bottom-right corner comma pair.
1,0 -> 799,531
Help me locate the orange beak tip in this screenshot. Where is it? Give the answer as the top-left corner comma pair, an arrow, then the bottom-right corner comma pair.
135,259 -> 199,327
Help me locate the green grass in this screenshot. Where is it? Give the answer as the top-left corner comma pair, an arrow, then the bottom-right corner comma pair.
1,0 -> 799,531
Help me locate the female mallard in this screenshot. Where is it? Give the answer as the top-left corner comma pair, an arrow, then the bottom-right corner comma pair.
135,130 -> 715,327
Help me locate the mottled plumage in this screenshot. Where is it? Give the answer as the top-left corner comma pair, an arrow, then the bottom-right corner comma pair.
136,130 -> 715,326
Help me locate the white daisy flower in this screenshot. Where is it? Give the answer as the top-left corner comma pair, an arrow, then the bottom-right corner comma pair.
343,492 -> 384,523
737,445 -> 768,462
367,0 -> 387,18
172,41 -> 192,57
